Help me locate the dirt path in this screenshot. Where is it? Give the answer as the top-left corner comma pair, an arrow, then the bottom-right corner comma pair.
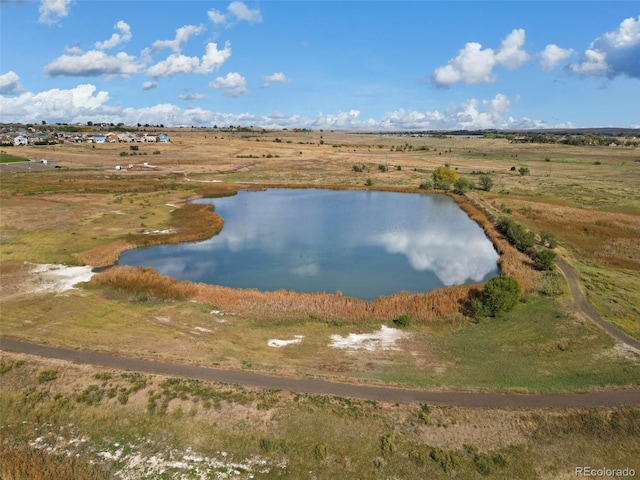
1,337 -> 639,407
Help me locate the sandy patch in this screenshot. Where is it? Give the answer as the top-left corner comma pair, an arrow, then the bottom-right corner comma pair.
268,335 -> 304,348
31,263 -> 95,293
329,326 -> 409,351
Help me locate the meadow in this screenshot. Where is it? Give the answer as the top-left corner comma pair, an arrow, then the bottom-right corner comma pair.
1,127 -> 639,478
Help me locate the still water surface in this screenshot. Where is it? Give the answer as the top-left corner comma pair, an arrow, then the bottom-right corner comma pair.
119,189 -> 499,300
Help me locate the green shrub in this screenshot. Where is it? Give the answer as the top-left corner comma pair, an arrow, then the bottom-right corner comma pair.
393,314 -> 412,328
473,276 -> 521,318
496,217 -> 535,252
37,369 -> 58,383
533,249 -> 557,271
479,175 -> 493,191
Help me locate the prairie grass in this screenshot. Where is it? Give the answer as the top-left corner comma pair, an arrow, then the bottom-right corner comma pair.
0,444 -> 109,480
1,353 -> 639,480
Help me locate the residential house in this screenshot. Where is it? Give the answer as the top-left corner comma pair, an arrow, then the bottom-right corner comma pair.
13,135 -> 28,146
157,133 -> 170,143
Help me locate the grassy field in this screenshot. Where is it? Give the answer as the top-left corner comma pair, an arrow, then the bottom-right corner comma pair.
1,128 -> 639,477
2,352 -> 639,480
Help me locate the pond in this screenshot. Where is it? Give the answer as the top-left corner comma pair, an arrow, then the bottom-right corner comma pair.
119,189 -> 499,300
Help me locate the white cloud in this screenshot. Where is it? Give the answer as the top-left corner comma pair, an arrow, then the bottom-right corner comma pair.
0,71 -> 25,95
152,25 -> 205,53
45,50 -> 142,77
147,41 -> 231,78
207,1 -> 262,27
538,44 -> 575,71
495,29 -> 530,69
210,72 -> 248,97
142,81 -> 157,91
0,84 -> 110,123
64,45 -> 83,55
2,84 -> 556,130
95,21 -> 132,50
432,29 -> 532,86
571,16 -> 640,79
178,93 -> 205,100
227,1 -> 262,23
262,72 -> 291,87
432,42 -> 496,86
570,48 -> 609,76
38,0 -> 72,25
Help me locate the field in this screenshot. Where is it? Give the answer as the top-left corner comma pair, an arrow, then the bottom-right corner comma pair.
1,128 -> 639,478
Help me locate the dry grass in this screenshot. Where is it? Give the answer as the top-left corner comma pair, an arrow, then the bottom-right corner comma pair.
91,265 -> 482,323
0,443 -> 109,480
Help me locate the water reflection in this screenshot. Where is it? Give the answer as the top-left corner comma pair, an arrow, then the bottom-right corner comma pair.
119,189 -> 499,300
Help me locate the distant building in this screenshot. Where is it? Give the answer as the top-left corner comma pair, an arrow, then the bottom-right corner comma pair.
93,136 -> 107,144
157,133 -> 170,143
13,135 -> 28,146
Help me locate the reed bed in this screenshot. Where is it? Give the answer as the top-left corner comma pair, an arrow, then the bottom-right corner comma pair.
91,266 -> 481,323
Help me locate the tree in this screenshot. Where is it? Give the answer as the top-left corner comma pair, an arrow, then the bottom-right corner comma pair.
496,217 -> 535,253
479,175 -> 493,192
539,230 -> 558,248
453,177 -> 472,194
432,166 -> 458,189
533,249 -> 557,271
472,276 -> 521,317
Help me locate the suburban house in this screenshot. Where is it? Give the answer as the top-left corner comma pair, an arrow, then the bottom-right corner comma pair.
157,133 -> 170,143
92,136 -> 107,144
13,135 -> 28,146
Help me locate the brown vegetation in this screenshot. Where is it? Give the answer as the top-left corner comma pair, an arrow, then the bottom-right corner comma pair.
91,265 -> 482,323
0,443 -> 108,480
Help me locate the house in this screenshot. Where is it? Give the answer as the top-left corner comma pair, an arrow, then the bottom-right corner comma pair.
92,136 -> 107,144
13,135 -> 28,146
157,133 -> 170,143
106,133 -> 119,143
143,134 -> 156,143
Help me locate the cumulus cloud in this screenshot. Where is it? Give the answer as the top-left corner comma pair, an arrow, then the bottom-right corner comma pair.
95,21 -> 132,50
432,42 -> 497,86
432,28 -> 531,86
495,29 -> 530,69
262,72 -> 291,87
2,82 -> 553,130
142,81 -> 157,90
0,84 -> 110,123
209,72 -> 248,97
0,71 -> 25,95
208,1 -> 262,27
45,50 -> 142,77
147,41 -> 231,78
152,25 -> 205,53
570,16 -> 640,79
538,44 -> 575,71
38,0 -> 72,25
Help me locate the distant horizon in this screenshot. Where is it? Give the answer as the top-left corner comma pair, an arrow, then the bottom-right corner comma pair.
1,2 -> 638,129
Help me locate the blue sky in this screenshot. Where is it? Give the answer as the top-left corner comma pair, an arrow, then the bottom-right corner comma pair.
1,1 -> 639,129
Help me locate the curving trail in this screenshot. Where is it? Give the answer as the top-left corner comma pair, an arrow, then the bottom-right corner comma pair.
1,337 -> 639,408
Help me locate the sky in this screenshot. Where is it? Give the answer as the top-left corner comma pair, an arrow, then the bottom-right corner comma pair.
0,1 -> 639,130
